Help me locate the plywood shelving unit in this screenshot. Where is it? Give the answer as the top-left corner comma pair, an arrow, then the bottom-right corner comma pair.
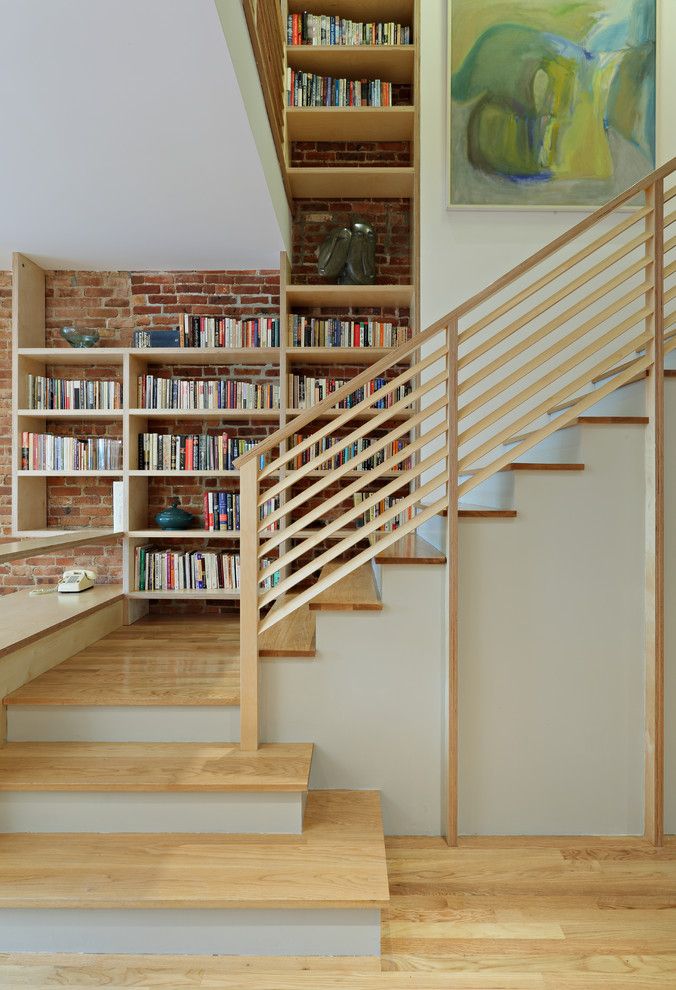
10,0 -> 421,605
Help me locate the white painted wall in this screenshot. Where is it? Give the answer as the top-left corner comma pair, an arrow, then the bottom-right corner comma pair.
420,0 -> 676,332
0,0 -> 288,269
419,0 -> 675,834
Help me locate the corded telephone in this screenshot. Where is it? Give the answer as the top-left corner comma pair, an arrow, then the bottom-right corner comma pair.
57,569 -> 96,593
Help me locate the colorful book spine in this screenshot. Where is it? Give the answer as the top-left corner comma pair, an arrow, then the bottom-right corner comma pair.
20,433 -> 123,471
133,316 -> 280,349
287,14 -> 412,46
287,70 -> 393,107
26,374 -> 122,411
288,315 -> 411,349
134,547 -> 280,592
137,433 -> 264,472
288,375 -> 411,410
137,375 -> 280,411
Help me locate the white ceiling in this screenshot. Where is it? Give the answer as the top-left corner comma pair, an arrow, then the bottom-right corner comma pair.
0,0 -> 285,270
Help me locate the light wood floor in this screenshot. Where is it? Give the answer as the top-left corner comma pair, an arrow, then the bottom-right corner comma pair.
4,837 -> 675,988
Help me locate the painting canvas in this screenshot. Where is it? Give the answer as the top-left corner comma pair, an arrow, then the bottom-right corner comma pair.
448,0 -> 656,207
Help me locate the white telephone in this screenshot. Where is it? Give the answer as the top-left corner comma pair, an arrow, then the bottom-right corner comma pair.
57,569 -> 96,593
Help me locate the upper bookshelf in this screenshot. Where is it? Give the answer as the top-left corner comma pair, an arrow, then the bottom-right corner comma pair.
286,45 -> 415,84
286,0 -> 414,26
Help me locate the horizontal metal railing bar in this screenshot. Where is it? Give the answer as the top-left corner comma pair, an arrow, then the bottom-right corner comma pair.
459,259 -> 651,372
459,331 -> 652,470
459,301 -> 653,420
458,227 -> 651,346
258,417 -> 448,555
259,446 -> 448,583
459,354 -> 654,496
257,498 -> 448,635
258,369 -> 449,510
257,472 -> 450,608
258,343 -> 449,484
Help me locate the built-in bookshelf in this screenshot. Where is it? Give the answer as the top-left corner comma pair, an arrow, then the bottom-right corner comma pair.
11,1 -> 421,605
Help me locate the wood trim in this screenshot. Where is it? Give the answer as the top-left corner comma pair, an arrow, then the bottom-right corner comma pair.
0,529 -> 118,563
446,322 -> 459,847
239,459 -> 260,752
644,180 -> 665,846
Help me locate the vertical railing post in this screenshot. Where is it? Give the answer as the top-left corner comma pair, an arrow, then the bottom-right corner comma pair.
239,457 -> 260,751
644,178 -> 665,845
446,319 -> 459,846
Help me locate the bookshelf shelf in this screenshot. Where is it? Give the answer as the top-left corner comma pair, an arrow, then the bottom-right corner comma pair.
288,167 -> 413,199
127,590 -> 241,601
17,348 -> 126,366
129,409 -> 280,420
286,44 -> 415,83
129,348 -> 281,365
17,409 -> 123,419
286,283 -> 414,308
16,470 -> 123,478
128,470 -> 240,478
129,530 -> 241,540
286,106 -> 415,142
286,346 -> 407,365
286,407 -> 410,421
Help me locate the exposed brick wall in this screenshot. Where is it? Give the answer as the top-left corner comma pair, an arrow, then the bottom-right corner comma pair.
1,267 -> 280,600
292,199 -> 411,284
290,141 -> 412,167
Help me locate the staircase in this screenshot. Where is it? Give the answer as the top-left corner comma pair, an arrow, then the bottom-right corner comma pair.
0,159 -> 673,958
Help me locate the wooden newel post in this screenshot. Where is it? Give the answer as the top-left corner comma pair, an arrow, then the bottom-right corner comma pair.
239,457 -> 260,752
446,319 -> 459,846
644,178 -> 665,844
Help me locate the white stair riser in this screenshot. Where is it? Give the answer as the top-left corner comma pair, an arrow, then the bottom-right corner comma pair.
6,706 -> 239,742
0,791 -> 305,834
0,908 -> 380,956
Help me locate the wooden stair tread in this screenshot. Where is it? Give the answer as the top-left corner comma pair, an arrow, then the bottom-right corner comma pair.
4,616 -> 240,708
259,595 -> 316,658
506,416 -> 649,445
0,742 -> 313,793
0,585 -> 123,660
374,534 -> 446,564
309,563 -> 382,612
0,790 -> 389,910
459,504 -> 518,518
461,462 -> 584,476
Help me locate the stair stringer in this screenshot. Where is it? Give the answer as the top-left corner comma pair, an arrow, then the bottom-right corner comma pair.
458,420 -> 646,835
261,562 -> 446,836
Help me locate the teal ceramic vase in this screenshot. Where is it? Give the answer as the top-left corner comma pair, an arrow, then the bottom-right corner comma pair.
154,498 -> 195,531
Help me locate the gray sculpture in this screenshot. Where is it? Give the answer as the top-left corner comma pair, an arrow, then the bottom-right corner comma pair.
317,219 -> 376,285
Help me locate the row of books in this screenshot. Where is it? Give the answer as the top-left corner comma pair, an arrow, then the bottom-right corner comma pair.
354,493 -> 413,533
20,433 -> 123,472
287,13 -> 412,46
202,492 -> 280,533
26,374 -> 122,411
132,317 -> 280,350
134,548 -> 280,593
288,374 -> 411,410
287,71 -> 393,107
290,434 -> 411,473
137,375 -> 280,411
288,316 -> 411,349
137,434 -> 262,472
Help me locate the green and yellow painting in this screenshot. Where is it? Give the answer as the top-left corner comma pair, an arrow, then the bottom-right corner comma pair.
449,0 -> 656,207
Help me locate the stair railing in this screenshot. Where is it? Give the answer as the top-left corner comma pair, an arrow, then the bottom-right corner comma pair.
236,156 -> 674,751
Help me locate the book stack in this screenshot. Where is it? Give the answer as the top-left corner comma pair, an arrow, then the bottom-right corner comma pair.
135,547 -> 241,592
137,375 -> 280,411
204,491 -> 240,532
21,433 -> 123,471
288,315 -> 411,349
134,547 -> 280,593
287,71 -> 392,107
27,374 -> 122,411
288,374 -> 411,410
132,316 -> 280,349
291,433 -> 411,472
287,13 -> 412,46
137,433 -> 262,472
354,493 -> 413,533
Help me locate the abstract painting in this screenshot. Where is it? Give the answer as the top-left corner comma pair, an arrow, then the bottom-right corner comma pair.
448,0 -> 656,207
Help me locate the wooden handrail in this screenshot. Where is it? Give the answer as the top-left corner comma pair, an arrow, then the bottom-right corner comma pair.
236,159 -> 674,767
